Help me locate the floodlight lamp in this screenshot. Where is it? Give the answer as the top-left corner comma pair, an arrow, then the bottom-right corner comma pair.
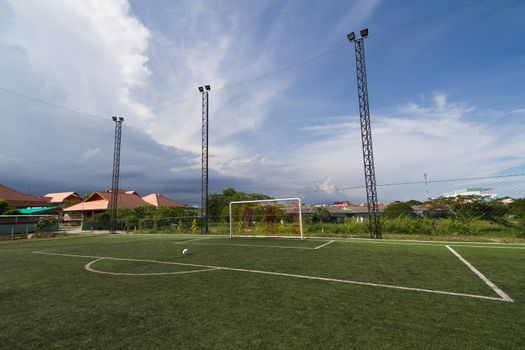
360,28 -> 369,38
205,85 -> 211,91
347,32 -> 356,42
112,116 -> 117,121
198,86 -> 204,92
119,117 -> 124,122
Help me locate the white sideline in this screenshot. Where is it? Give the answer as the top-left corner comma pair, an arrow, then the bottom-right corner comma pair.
85,258 -> 219,276
314,240 -> 334,250
33,251 -> 512,302
308,236 -> 525,248
446,245 -> 513,302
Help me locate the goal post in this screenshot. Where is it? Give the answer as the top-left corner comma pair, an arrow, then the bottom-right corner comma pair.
229,198 -> 304,239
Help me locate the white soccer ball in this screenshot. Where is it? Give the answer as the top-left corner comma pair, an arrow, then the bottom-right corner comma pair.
182,248 -> 189,255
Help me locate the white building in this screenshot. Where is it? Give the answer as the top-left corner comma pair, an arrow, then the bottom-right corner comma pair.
442,188 -> 497,201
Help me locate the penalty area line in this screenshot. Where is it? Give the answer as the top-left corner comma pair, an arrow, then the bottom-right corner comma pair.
446,245 -> 513,302
33,251 -> 510,302
314,240 -> 335,250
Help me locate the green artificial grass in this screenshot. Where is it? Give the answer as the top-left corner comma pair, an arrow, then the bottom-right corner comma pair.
1,234 -> 524,349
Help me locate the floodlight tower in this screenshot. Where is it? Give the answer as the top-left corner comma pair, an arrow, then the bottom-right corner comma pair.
110,116 -> 124,235
199,85 -> 211,235
347,28 -> 382,239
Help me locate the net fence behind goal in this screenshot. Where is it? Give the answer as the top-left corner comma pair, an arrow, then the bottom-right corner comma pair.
229,198 -> 303,239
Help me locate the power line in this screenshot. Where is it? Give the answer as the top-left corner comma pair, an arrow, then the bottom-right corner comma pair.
214,46 -> 346,91
0,0 -> 492,120
284,173 -> 525,195
0,86 -> 107,121
215,0 -> 490,91
370,0 -> 488,38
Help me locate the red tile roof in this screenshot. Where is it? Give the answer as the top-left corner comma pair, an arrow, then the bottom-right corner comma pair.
0,184 -> 48,208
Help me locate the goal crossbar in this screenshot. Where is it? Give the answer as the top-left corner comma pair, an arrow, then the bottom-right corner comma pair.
229,198 -> 303,239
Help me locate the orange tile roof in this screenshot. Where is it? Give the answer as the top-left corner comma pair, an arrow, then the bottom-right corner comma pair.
63,200 -> 109,211
142,193 -> 186,207
0,184 -> 48,208
64,191 -> 151,212
43,192 -> 81,203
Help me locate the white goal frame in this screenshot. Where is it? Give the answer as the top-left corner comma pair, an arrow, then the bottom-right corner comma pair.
229,197 -> 304,239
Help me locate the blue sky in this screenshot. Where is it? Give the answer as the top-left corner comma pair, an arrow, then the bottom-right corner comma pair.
0,0 -> 524,205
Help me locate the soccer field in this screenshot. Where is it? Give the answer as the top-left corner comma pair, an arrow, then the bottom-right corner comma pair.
1,234 -> 524,349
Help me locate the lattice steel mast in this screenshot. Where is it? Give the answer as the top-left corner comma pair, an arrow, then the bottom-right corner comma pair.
110,116 -> 124,235
347,29 -> 382,239
198,85 -> 211,235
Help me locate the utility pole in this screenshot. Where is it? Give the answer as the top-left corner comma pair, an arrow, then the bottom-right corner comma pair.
347,29 -> 382,239
110,116 -> 124,234
424,173 -> 430,200
198,85 -> 211,235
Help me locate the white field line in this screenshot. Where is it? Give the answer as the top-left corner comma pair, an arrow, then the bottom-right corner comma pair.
0,234 -> 104,246
446,245 -> 513,302
314,240 -> 335,250
450,245 -> 525,250
118,233 -> 525,247
172,237 -> 212,244
313,236 -> 525,245
175,242 -> 315,250
85,258 -> 219,276
309,238 -> 525,250
107,237 -> 168,245
33,251 -> 511,302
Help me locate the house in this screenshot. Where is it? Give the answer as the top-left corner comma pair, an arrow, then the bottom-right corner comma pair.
327,205 -> 376,222
142,193 -> 186,207
63,190 -> 151,222
42,192 -> 83,207
332,201 -> 354,208
0,184 -> 48,208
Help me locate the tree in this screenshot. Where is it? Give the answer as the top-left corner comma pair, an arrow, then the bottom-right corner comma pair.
0,199 -> 9,214
509,199 -> 525,219
3,208 -> 20,215
95,211 -> 111,222
312,207 -> 330,223
460,201 -> 508,222
208,188 -> 272,221
383,201 -> 416,218
36,217 -> 56,231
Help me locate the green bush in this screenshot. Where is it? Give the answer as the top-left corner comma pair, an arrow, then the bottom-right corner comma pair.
94,212 -> 110,222
514,218 -> 525,238
36,217 -> 56,231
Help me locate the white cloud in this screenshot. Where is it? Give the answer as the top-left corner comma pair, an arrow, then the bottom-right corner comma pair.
294,93 -> 525,201
2,0 -> 153,126
80,148 -> 102,160
7,1 -> 520,204
317,178 -> 341,195
139,0 -> 382,179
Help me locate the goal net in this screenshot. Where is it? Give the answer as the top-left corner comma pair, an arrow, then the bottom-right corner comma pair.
229,198 -> 303,239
